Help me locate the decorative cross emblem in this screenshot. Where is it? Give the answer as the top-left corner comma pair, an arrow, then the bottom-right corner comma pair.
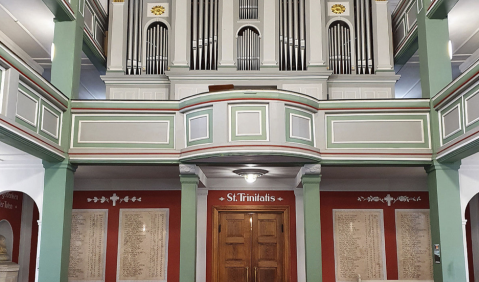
384,194 -> 394,206
110,193 -> 120,207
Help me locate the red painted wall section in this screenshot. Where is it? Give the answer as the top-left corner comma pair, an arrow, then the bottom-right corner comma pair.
465,204 -> 475,282
320,191 -> 430,282
72,191 -> 181,282
0,192 -> 23,264
205,190 -> 298,282
29,204 -> 39,282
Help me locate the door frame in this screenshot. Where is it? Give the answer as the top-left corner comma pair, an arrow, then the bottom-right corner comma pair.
212,205 -> 291,282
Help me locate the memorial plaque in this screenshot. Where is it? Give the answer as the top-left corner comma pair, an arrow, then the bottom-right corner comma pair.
333,209 -> 387,282
396,209 -> 433,280
117,209 -> 169,282
68,209 -> 108,282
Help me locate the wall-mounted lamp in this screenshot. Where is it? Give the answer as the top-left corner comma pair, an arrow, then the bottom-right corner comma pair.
233,169 -> 268,184
448,40 -> 453,60
51,43 -> 55,62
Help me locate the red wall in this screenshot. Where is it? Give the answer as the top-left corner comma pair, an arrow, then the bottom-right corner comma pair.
320,191 -> 430,282
73,190 -> 181,282
0,192 -> 39,282
206,190 -> 298,282
0,192 -> 23,264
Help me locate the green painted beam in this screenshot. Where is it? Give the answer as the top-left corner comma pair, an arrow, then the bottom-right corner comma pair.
179,174 -> 199,282
394,29 -> 418,70
302,174 -> 323,282
51,0 -> 84,100
425,161 -> 467,282
82,32 -> 107,75
42,0 -> 76,21
427,0 -> 455,20
37,160 -> 76,282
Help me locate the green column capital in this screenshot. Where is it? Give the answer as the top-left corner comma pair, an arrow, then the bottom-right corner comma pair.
301,174 -> 322,185
179,174 -> 200,185
42,160 -> 77,172
425,160 -> 461,173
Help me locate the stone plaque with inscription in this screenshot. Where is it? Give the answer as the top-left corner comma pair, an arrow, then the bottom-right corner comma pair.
68,209 -> 108,282
333,209 -> 387,282
396,209 -> 433,280
117,209 -> 169,282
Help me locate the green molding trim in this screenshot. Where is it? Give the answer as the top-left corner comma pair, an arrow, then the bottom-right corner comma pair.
432,55 -> 479,109
186,108 -> 213,147
326,114 -> 431,149
42,0 -> 76,21
72,115 -> 175,149
38,100 -> 62,143
0,42 -> 69,109
15,84 -> 40,133
180,90 -> 320,112
83,30 -> 106,74
285,107 -> 314,146
179,175 -> 198,282
319,99 -> 429,110
320,159 -> 433,165
0,119 -> 64,161
71,100 -> 179,111
464,87 -> 479,131
440,99 -> 464,145
230,105 -> 268,141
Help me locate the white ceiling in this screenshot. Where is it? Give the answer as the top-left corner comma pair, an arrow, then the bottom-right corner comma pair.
0,141 -> 39,162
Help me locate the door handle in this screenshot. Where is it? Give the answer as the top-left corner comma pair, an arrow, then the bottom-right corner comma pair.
254,267 -> 257,282
246,267 -> 249,282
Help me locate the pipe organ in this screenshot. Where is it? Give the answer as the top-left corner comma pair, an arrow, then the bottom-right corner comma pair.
239,0 -> 258,19
190,0 -> 219,70
145,22 -> 168,75
237,27 -> 260,71
354,0 -> 374,74
328,21 -> 352,74
126,0 -> 144,75
279,0 -> 307,71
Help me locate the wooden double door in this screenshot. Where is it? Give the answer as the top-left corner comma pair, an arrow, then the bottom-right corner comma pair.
214,208 -> 289,282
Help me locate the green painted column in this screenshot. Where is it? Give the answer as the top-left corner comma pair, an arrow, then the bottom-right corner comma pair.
51,0 -> 84,100
179,174 -> 199,282
417,0 -> 452,99
425,161 -> 467,282
38,160 -> 76,282
302,170 -> 322,282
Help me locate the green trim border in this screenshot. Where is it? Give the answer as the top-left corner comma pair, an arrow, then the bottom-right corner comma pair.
285,107 -> 315,147
186,108 -> 213,147
230,105 -> 268,141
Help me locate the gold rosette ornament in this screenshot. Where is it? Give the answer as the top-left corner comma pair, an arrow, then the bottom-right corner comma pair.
151,5 -> 165,16
331,4 -> 346,14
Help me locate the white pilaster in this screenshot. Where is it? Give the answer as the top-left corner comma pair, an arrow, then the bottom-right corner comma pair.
34,220 -> 41,282
219,0 -> 235,66
470,195 -> 479,282
294,188 -> 306,282
262,0 -> 277,66
172,0 -> 189,66
107,2 -> 127,71
462,219 -> 470,280
374,0 -> 394,71
18,195 -> 34,282
196,189 -> 209,282
307,0 -> 325,67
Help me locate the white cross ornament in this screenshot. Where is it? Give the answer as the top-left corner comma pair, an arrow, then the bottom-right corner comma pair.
384,194 -> 394,206
110,193 -> 120,206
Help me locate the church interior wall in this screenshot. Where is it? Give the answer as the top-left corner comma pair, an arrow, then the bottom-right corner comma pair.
72,190 -> 181,282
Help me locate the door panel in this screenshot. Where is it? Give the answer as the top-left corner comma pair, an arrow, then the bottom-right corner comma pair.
252,213 -> 283,282
217,211 -> 284,282
219,213 -> 251,282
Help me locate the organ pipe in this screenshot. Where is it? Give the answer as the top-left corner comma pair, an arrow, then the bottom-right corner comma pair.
190,0 -> 218,70
328,21 -> 351,75
126,0 -> 143,75
237,27 -> 260,71
354,0 -> 374,74
240,0 -> 258,19
146,22 -> 168,75
279,0 -> 306,71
